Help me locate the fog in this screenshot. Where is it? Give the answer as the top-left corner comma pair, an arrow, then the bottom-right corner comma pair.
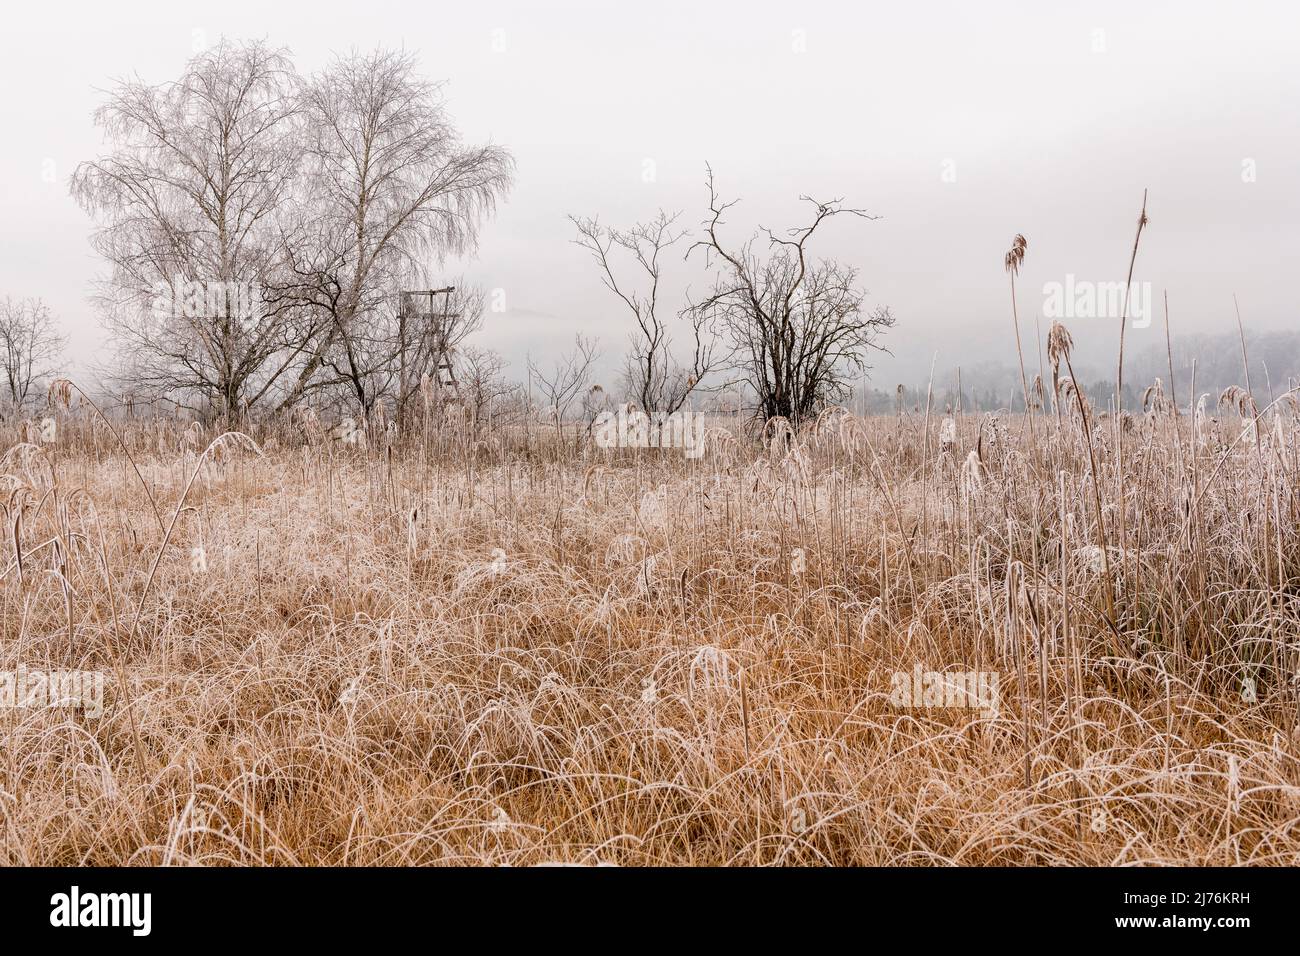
1,0 -> 1295,392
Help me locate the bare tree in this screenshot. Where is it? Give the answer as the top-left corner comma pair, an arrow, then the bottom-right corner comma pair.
687,166 -> 894,424
72,42 -> 512,426
569,211 -> 714,413
71,40 -> 304,424
281,49 -> 513,416
457,345 -> 522,434
527,334 -> 601,432
0,297 -> 65,415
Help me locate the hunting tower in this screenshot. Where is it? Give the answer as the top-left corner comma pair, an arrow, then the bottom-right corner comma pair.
398,287 -> 460,401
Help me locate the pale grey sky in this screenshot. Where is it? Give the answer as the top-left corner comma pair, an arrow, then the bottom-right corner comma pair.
1,0 -> 1296,389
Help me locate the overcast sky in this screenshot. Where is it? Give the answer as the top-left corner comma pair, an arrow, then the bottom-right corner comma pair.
1,0 -> 1296,389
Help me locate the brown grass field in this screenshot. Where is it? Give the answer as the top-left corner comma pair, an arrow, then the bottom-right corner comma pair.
3,379 -> 1299,866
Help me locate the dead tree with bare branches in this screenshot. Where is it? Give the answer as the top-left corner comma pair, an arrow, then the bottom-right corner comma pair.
687,166 -> 894,425
570,210 -> 715,414
0,297 -> 65,416
527,334 -> 601,441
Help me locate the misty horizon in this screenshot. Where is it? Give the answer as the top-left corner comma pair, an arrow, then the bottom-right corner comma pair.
1,0 -> 1296,403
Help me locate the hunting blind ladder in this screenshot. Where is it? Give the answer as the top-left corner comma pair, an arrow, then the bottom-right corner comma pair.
399,287 -> 460,400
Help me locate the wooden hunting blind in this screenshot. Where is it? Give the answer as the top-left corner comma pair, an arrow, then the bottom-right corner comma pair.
399,287 -> 460,393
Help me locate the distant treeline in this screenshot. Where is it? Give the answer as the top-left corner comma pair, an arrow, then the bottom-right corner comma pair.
866,328 -> 1300,414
